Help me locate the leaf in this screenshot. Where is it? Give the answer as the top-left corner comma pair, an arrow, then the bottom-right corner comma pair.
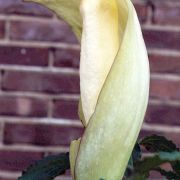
125,173 -> 149,180
159,151 -> 180,161
134,155 -> 165,175
172,161 -> 180,176
153,167 -> 180,180
134,151 -> 180,178
140,135 -> 178,152
124,143 -> 141,178
132,143 -> 141,162
18,153 -> 70,180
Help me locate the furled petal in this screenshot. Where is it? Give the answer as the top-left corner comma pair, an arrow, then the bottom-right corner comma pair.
75,0 -> 150,179
25,0 -> 149,179
80,0 -> 120,124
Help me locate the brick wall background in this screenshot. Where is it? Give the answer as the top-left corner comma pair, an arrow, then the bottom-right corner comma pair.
0,0 -> 179,179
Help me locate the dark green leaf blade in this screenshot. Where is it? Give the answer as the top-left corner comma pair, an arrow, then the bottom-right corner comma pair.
139,135 -> 178,152
124,143 -> 141,178
153,167 -> 180,180
172,161 -> 180,176
134,151 -> 180,178
19,153 -> 70,180
134,154 -> 165,175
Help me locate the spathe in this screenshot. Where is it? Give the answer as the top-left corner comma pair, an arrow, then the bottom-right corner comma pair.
25,0 -> 149,179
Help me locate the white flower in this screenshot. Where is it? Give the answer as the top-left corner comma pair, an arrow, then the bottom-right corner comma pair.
26,0 -> 149,179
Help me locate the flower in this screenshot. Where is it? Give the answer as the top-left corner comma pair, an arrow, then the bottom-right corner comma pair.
26,0 -> 149,179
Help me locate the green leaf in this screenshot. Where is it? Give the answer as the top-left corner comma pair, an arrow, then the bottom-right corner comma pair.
18,153 -> 70,180
124,143 -> 141,178
125,173 -> 149,180
160,151 -> 180,175
134,151 -> 180,178
153,167 -> 180,180
159,151 -> 180,161
134,155 -> 165,175
132,143 -> 141,162
140,135 -> 180,176
171,161 -> 180,176
140,135 -> 178,153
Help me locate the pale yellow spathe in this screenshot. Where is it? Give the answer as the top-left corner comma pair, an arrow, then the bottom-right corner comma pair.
25,0 -> 150,179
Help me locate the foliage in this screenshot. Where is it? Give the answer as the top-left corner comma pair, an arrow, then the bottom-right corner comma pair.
18,153 -> 70,180
19,135 -> 180,180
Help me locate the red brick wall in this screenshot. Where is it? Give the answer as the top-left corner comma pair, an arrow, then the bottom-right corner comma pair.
0,0 -> 179,179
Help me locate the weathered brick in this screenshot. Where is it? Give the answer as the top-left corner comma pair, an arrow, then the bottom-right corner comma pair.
143,29 -> 180,50
0,46 -> 48,66
134,3 -> 148,23
0,177 -> 15,180
2,71 -> 80,94
139,130 -> 180,149
149,54 -> 180,74
0,21 -> 5,39
0,0 -> 52,17
0,150 -> 43,171
54,49 -> 80,68
153,2 -> 180,26
53,100 -> 79,119
4,123 -> 84,146
150,78 -> 180,100
0,96 -> 48,117
145,104 -> 180,126
10,20 -> 77,43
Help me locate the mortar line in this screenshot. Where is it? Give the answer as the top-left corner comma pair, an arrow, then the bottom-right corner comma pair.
0,64 -> 79,74
0,121 -> 4,145
0,14 -> 55,22
47,99 -> 54,118
149,99 -> 180,106
0,40 -> 80,49
142,123 -> 180,133
4,18 -> 10,41
0,91 -> 80,100
142,24 -> 180,32
148,49 -> 180,57
150,73 -> 180,81
0,144 -> 69,153
0,117 -> 82,127
48,49 -> 55,68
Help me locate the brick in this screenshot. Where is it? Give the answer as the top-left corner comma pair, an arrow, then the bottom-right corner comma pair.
0,176 -> 17,180
53,100 -> 79,119
145,104 -> 180,126
0,46 -> 48,66
0,0 -> 52,17
0,177 -> 15,180
0,21 -> 5,39
2,71 -> 80,94
149,54 -> 180,74
10,20 -> 77,43
143,29 -> 180,50
4,123 -> 84,146
150,78 -> 180,100
0,150 -> 43,171
54,49 -> 80,68
0,96 -> 48,117
139,129 -> 180,149
153,2 -> 180,26
134,3 -> 148,23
